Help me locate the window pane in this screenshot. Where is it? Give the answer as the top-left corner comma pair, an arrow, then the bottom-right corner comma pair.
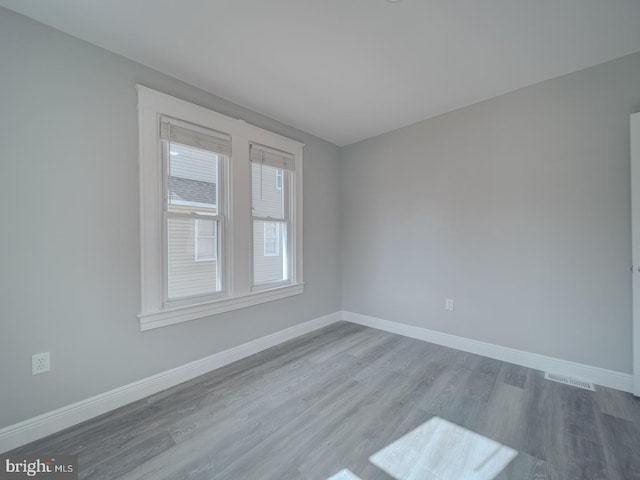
168,217 -> 220,299
195,219 -> 217,261
252,163 -> 283,218
169,143 -> 218,212
263,222 -> 280,257
253,220 -> 287,284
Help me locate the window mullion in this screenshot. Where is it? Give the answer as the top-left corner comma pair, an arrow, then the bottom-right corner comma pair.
230,134 -> 252,296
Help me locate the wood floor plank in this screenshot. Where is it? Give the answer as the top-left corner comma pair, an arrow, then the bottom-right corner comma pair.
597,413 -> 640,480
298,367 -> 439,479
7,322 -> 640,480
120,395 -> 309,479
342,328 -> 398,359
297,378 -> 414,478
561,387 -> 601,440
474,381 -> 525,449
594,386 -> 640,423
520,370 -> 568,465
304,325 -> 385,365
13,401 -> 165,464
494,451 -> 558,480
498,362 -> 528,389
354,407 -> 434,480
81,431 -> 175,480
213,383 -> 370,479
562,431 -> 610,480
417,351 -> 477,417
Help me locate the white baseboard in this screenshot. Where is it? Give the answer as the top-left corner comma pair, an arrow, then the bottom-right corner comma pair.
342,311 -> 633,393
0,311 -> 342,454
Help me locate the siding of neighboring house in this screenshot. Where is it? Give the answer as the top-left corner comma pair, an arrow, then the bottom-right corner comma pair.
170,147 -> 217,186
168,217 -> 218,298
253,221 -> 285,284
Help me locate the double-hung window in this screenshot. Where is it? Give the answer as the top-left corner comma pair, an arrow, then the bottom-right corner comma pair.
251,145 -> 294,286
161,118 -> 227,301
137,86 -> 304,330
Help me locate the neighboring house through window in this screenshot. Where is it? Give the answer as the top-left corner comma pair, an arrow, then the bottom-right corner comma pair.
167,145 -> 219,266
251,146 -> 293,286
163,122 -> 224,300
195,219 -> 217,261
263,223 -> 280,257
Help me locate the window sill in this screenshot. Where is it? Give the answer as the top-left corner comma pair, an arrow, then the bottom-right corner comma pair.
138,283 -> 304,331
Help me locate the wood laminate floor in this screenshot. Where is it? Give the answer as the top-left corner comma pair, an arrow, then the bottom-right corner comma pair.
8,322 -> 640,479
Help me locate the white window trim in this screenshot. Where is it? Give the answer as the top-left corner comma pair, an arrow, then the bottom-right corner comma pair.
137,85 -> 304,331
275,169 -> 283,190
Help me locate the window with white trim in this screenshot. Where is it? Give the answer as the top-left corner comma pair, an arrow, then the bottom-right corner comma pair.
137,86 -> 304,330
163,121 -> 225,300
251,146 -> 292,287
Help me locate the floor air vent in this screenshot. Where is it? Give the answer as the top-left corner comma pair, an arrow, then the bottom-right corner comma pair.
544,372 -> 595,391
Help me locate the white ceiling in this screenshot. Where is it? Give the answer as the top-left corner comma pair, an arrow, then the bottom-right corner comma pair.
2,0 -> 640,146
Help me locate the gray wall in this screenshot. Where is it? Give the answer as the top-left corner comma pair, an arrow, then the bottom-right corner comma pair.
0,8 -> 341,429
341,52 -> 640,374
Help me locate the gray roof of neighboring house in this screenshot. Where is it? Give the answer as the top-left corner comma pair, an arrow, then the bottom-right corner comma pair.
169,176 -> 216,205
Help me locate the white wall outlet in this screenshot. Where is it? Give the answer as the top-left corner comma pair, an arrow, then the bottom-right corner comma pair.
445,298 -> 454,311
32,352 -> 50,375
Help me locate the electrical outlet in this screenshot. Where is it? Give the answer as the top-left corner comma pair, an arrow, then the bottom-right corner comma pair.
32,352 -> 50,375
445,298 -> 454,312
